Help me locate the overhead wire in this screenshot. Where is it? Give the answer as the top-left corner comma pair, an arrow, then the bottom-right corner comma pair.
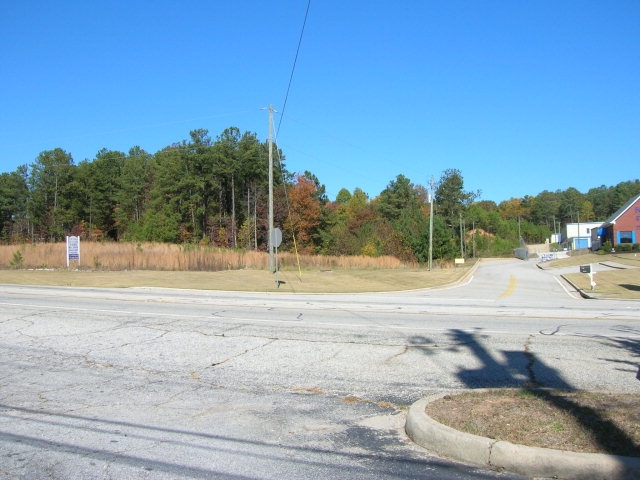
272,0 -> 311,280
276,0 -> 311,137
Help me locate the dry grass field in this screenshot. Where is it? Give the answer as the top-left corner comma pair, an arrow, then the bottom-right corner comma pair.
0,242 -> 471,293
0,242 -> 409,271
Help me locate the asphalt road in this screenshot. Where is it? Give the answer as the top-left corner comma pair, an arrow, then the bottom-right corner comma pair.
0,259 -> 638,479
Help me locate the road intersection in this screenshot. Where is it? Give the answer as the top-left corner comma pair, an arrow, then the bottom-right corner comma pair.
0,259 -> 638,478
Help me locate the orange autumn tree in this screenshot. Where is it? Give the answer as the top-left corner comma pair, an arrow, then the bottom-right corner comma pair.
285,173 -> 322,254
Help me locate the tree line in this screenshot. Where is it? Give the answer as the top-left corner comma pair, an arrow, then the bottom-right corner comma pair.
1,126 -> 639,263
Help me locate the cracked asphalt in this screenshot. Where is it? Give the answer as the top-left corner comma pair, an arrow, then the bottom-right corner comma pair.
0,259 -> 638,479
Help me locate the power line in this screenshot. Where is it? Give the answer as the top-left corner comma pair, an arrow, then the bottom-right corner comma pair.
276,0 -> 311,137
266,1 -> 311,279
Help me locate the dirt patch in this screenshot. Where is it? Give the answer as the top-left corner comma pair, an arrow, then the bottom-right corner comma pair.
292,387 -> 325,395
427,389 -> 640,457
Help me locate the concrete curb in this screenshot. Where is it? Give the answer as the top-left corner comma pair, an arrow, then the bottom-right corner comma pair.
405,393 -> 640,480
559,274 -> 600,299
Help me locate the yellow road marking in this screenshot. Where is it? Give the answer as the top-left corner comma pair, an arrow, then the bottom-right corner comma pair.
497,275 -> 517,298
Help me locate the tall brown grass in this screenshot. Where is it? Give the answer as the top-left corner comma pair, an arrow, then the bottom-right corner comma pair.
0,242 -> 418,271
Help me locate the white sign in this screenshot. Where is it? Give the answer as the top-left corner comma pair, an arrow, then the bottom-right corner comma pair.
66,236 -> 80,266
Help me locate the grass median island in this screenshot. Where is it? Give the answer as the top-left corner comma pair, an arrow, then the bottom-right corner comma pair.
542,251 -> 640,299
427,389 -> 640,457
564,268 -> 640,299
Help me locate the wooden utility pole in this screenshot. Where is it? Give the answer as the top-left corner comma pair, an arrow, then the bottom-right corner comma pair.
429,176 -> 434,271
268,105 -> 275,273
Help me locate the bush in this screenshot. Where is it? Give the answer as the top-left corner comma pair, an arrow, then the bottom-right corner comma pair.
9,250 -> 24,268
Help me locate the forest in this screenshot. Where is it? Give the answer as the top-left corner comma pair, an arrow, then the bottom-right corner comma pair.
1,126 -> 639,263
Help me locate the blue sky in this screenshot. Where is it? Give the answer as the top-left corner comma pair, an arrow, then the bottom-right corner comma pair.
1,1 -> 638,203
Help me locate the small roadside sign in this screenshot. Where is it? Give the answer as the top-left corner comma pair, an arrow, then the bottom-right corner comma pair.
66,236 -> 80,267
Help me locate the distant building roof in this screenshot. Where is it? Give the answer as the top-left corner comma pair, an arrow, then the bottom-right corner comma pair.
602,193 -> 640,226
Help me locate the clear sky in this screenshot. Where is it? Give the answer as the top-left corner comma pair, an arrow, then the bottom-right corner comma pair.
1,1 -> 638,203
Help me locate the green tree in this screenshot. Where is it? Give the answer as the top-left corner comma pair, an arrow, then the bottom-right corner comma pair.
141,146 -> 188,242
335,188 -> 351,204
377,174 -> 419,222
320,188 -> 371,256
80,148 -> 125,239
531,190 -> 561,231
27,148 -> 75,240
115,147 -> 153,239
585,185 -> 611,220
0,166 -> 29,241
579,200 -> 595,222
211,127 -> 286,248
559,187 -> 584,223
435,168 -> 477,227
610,181 -> 640,214
214,127 -> 240,246
431,215 -> 459,260
237,131 -> 268,249
377,174 -> 429,262
434,169 -> 477,258
497,197 -> 525,222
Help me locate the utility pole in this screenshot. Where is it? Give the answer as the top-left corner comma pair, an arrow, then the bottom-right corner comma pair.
267,104 -> 275,273
428,176 -> 434,271
459,212 -> 464,259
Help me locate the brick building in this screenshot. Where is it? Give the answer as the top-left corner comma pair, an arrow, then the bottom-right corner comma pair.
593,193 -> 640,249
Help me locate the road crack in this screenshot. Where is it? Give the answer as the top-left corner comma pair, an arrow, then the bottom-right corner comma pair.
540,324 -> 569,336
210,338 -> 276,367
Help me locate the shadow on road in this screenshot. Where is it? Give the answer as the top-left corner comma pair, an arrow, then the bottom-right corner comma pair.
598,325 -> 640,383
410,328 -> 639,456
0,404 -> 506,480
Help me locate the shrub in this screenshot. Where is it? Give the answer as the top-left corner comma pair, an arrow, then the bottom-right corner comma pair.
9,250 -> 24,268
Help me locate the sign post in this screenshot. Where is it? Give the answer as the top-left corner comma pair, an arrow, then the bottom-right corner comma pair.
270,228 -> 283,286
66,236 -> 80,267
580,264 -> 596,290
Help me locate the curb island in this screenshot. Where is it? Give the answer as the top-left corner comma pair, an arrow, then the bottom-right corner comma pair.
405,393 -> 640,480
